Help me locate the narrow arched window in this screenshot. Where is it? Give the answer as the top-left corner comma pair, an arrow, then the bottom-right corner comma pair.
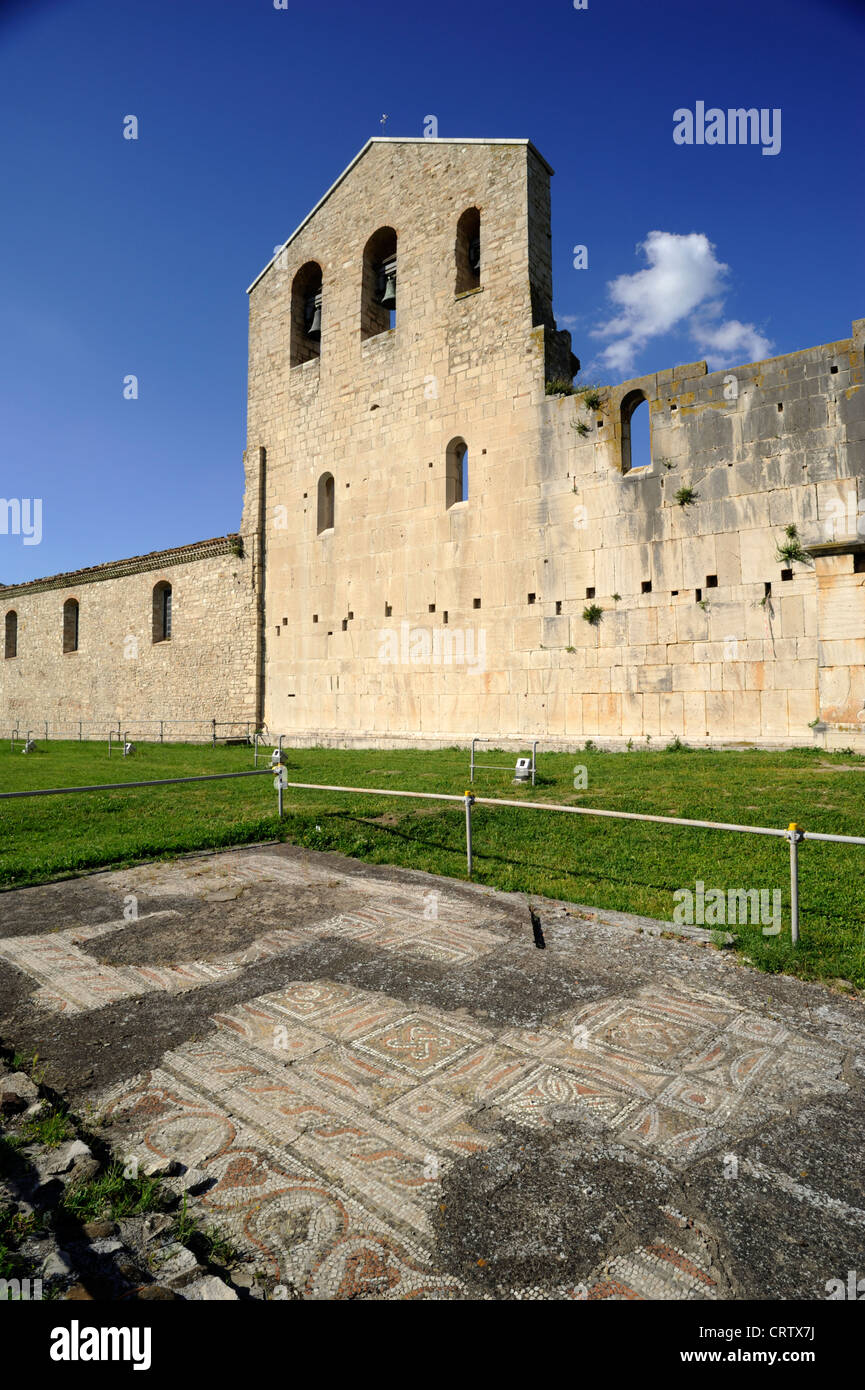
63,598 -> 79,653
4,610 -> 17,659
152,581 -> 172,643
455,207 -> 481,294
317,472 -> 335,533
445,438 -> 468,508
361,227 -> 397,340
621,390 -> 651,473
290,261 -> 323,367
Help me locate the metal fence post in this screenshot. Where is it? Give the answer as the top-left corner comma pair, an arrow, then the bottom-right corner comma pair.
788,822 -> 803,945
464,791 -> 474,876
470,739 -> 475,784
531,740 -> 537,787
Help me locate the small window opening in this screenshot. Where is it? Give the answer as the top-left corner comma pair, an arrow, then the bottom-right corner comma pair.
361,227 -> 397,339
764,581 -> 772,596
705,574 -> 718,589
555,600 -> 562,615
781,569 -> 793,581
527,593 -> 536,605
641,580 -> 652,594
290,261 -> 323,367
446,437 -> 468,508
455,207 -> 481,294
695,588 -> 702,603
385,603 -> 392,617
63,598 -> 79,653
4,610 -> 17,659
473,597 -> 481,609
854,553 -> 865,573
152,582 -> 172,643
317,472 -> 335,533
585,587 -> 595,600
621,390 -> 651,472
831,365 -> 839,374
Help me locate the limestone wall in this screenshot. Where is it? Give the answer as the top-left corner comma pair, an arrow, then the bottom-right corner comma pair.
245,137 -> 865,749
5,137 -> 860,753
0,537 -> 260,736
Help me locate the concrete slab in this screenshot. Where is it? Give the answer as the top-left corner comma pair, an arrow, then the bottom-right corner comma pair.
1,842 -> 863,1300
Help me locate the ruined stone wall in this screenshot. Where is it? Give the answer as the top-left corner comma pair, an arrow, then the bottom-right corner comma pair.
0,538 -> 260,735
246,137 -> 864,749
537,320 -> 865,746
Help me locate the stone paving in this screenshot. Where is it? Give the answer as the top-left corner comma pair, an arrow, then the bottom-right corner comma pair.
0,844 -> 863,1300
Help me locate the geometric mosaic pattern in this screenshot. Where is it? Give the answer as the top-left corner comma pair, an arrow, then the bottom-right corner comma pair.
497,983 -> 845,1163
0,847 -> 849,1300
93,977 -> 845,1299
0,855 -> 506,1015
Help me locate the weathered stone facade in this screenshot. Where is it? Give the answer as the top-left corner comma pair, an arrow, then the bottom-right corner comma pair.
0,537 -> 261,735
2,137 -> 863,748
245,138 -> 865,748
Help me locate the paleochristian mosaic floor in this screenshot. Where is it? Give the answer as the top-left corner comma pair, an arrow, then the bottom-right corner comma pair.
1,844 -> 863,1299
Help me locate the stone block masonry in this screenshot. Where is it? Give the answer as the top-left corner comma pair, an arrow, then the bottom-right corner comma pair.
0,535 -> 260,732
2,137 -> 862,750
245,137 -> 864,749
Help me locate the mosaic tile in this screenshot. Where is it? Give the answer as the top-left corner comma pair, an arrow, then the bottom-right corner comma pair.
292,1113 -> 439,1236
433,1044 -> 534,1106
262,979 -> 360,1022
292,1046 -> 416,1109
353,1013 -> 490,1078
88,966 -> 847,1298
306,998 -> 409,1043
382,1084 -> 471,1139
495,1063 -> 635,1130
212,1001 -> 330,1063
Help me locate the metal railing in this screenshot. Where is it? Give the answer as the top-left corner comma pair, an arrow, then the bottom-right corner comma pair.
253,732 -> 285,767
470,738 -> 538,786
5,720 -> 257,746
270,779 -> 865,946
0,768 -> 283,813
2,770 -> 864,946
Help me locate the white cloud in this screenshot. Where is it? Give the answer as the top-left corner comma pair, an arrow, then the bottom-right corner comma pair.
590,231 -> 772,376
690,316 -> 773,370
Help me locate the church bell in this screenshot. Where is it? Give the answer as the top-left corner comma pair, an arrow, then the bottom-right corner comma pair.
305,291 -> 322,339
378,258 -> 397,309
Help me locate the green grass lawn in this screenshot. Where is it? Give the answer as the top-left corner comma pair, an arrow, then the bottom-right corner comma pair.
1,739 -> 864,989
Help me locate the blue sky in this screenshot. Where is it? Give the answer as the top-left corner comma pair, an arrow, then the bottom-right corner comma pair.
1,0 -> 862,583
